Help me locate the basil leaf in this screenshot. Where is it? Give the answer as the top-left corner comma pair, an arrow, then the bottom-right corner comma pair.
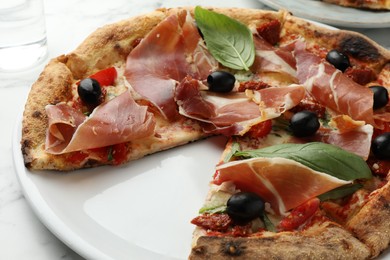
223,141 -> 240,163
318,183 -> 362,201
261,213 -> 276,232
235,142 -> 372,181
199,205 -> 227,214
194,6 -> 255,71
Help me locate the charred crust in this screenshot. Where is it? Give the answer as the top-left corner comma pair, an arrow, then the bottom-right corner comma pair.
191,245 -> 206,256
340,36 -> 380,61
32,111 -> 42,118
222,241 -> 245,256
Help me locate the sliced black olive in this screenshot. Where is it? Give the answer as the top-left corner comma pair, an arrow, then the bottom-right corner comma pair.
372,133 -> 390,160
369,85 -> 389,110
207,71 -> 235,93
226,192 -> 265,225
289,110 -> 320,137
78,78 -> 102,105
326,49 -> 350,72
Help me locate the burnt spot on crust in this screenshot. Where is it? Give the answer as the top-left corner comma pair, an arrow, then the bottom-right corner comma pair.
32,111 -> 42,118
340,36 -> 380,61
191,245 -> 206,256
222,241 -> 245,256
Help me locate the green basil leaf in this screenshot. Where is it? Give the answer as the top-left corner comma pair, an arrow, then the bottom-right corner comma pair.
261,213 -> 276,232
235,142 -> 372,181
318,183 -> 362,201
194,6 -> 255,71
223,141 -> 240,163
199,205 -> 227,214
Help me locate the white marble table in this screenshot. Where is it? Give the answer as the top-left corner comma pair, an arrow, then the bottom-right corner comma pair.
0,0 -> 388,259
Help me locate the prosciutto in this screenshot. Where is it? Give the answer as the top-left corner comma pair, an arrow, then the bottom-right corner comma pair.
293,41 -> 375,125
252,35 -> 297,79
125,10 -> 217,121
45,91 -> 155,154
175,76 -> 305,135
317,125 -> 373,160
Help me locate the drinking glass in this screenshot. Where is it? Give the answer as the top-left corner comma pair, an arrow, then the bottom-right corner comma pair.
0,0 -> 48,71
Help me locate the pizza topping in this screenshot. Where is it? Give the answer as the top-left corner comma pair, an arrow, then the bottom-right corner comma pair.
318,124 -> 373,160
191,213 -> 233,232
344,67 -> 377,86
277,197 -> 320,231
214,154 -> 353,214
77,78 -> 102,105
226,192 -> 265,224
45,91 -> 156,154
325,49 -> 350,72
253,35 -> 297,79
207,71 -> 236,93
318,183 -> 363,202
290,97 -> 326,119
255,19 -> 281,46
371,133 -> 390,160
294,41 -> 375,125
369,85 -> 389,109
245,120 -> 273,139
176,77 -> 304,136
235,143 -> 372,181
87,67 -> 117,87
289,110 -> 320,137
175,77 -> 262,135
125,10 -> 217,120
194,6 -> 255,71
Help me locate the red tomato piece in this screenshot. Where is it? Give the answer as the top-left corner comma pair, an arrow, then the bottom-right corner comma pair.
246,120 -> 272,139
278,197 -> 320,231
66,151 -> 88,164
89,67 -> 117,86
191,213 -> 232,232
111,143 -> 128,165
256,19 -> 281,45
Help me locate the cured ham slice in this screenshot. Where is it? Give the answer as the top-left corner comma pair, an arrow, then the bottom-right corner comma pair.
214,157 -> 350,214
45,91 -> 155,154
125,10 -> 217,120
317,124 -> 373,160
175,76 -> 305,135
293,41 -> 375,125
252,36 -> 296,79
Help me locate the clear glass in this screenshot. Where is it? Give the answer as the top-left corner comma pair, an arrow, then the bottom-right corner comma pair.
0,0 -> 48,71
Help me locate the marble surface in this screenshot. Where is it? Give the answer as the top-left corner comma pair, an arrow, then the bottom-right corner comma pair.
0,0 -> 388,259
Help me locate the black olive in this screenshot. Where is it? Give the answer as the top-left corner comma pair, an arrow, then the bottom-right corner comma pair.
78,78 -> 102,105
207,71 -> 235,93
369,85 -> 389,110
372,133 -> 390,160
226,192 -> 265,224
326,49 -> 351,72
289,110 -> 320,137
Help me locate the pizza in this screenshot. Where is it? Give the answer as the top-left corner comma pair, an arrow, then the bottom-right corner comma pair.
20,6 -> 390,259
322,0 -> 390,10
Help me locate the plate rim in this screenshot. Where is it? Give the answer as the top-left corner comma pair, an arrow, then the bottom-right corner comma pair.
13,118 -> 111,260
258,0 -> 390,28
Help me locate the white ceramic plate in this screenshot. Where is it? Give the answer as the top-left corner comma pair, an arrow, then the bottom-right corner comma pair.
13,119 -> 228,260
258,0 -> 390,28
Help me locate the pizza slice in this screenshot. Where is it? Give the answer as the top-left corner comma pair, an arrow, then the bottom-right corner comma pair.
322,0 -> 390,10
186,7 -> 390,259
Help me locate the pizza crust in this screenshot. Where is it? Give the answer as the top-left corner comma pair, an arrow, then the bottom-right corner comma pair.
322,0 -> 390,10
21,56 -> 73,169
347,181 -> 390,257
190,221 -> 370,259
